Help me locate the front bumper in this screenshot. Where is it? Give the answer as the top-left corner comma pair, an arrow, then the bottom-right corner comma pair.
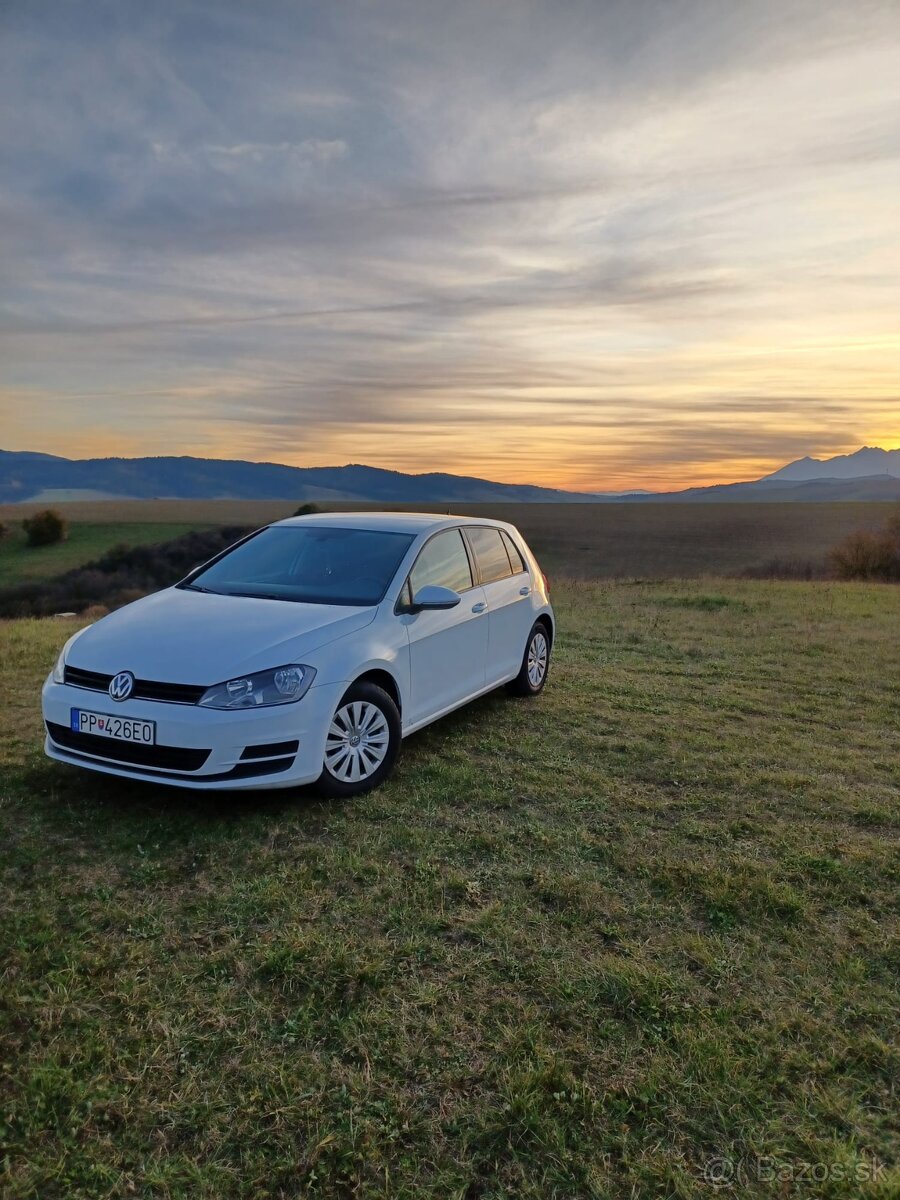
41,676 -> 348,790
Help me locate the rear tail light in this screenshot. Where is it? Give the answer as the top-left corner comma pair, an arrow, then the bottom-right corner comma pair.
541,569 -> 550,595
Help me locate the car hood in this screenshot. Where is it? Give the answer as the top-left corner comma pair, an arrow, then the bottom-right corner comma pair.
67,587 -> 377,684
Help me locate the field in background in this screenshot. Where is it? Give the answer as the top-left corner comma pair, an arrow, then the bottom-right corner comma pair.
2,580 -> 898,1198
0,521 -> 213,587
1,499 -> 896,581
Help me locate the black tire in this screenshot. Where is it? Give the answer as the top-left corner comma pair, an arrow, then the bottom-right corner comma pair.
507,620 -> 552,696
314,681 -> 401,798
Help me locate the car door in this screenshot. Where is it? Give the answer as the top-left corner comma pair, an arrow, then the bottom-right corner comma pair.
400,528 -> 488,726
464,526 -> 535,685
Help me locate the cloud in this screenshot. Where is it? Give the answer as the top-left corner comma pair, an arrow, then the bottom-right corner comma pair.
0,0 -> 898,488
207,138 -> 347,163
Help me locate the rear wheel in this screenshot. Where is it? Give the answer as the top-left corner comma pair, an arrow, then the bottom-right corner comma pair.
508,621 -> 551,696
315,681 -> 401,797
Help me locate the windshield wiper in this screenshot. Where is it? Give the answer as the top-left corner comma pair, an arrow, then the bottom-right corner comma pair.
182,582 -> 219,594
224,590 -> 290,601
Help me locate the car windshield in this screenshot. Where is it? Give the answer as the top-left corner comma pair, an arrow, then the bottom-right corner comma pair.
181,526 -> 415,606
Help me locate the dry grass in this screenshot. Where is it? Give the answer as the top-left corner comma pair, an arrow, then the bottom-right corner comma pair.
1,500 -> 897,581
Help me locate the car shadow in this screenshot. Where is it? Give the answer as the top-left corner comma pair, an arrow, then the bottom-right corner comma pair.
24,754 -> 324,831
23,684 -> 518,842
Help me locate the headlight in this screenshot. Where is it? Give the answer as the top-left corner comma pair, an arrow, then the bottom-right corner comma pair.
51,626 -> 91,684
52,645 -> 67,684
198,664 -> 316,710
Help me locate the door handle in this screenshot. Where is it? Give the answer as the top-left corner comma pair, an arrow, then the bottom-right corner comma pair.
471,601 -> 487,613
519,586 -> 531,596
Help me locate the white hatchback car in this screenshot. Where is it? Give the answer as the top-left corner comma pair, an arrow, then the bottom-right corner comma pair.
42,514 -> 554,795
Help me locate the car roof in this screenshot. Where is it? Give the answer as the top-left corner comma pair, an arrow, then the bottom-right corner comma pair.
271,511 -> 519,536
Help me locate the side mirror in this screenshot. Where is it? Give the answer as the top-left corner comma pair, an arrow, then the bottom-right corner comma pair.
410,584 -> 461,612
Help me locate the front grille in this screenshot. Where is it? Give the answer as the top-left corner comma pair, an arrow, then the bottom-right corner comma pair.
133,679 -> 207,704
64,666 -> 110,690
46,722 -> 210,771
64,666 -> 206,705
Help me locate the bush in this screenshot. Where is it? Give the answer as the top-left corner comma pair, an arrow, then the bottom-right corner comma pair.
829,513 -> 900,581
0,525 -> 253,618
293,502 -> 321,517
738,557 -> 826,581
80,604 -> 111,621
22,509 -> 67,547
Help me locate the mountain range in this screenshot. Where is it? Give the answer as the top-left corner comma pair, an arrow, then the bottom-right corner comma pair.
764,446 -> 900,482
1,446 -> 898,506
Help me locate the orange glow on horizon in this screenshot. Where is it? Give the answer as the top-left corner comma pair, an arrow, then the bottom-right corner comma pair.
3,420 -> 897,495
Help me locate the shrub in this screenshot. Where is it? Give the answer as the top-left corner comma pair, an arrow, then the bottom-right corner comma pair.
737,557 -> 826,581
80,604 -> 110,621
293,502 -> 321,517
829,515 -> 900,582
0,525 -> 252,618
22,509 -> 67,547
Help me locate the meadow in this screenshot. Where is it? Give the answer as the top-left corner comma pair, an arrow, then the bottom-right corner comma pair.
1,499 -> 896,583
0,522 -> 213,588
1,579 -> 897,1198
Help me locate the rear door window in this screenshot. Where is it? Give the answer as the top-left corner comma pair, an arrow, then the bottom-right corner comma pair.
409,529 -> 474,595
466,526 -> 513,584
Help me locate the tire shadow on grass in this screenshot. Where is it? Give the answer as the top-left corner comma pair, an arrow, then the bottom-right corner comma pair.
17,754 -> 331,849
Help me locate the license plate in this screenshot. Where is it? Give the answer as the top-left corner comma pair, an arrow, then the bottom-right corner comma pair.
71,709 -> 156,745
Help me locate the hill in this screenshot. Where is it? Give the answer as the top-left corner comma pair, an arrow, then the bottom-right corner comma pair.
2,447 -> 899,504
0,451 -> 605,506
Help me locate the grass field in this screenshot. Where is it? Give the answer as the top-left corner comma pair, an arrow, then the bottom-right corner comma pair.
0,500 -> 897,583
1,580 -> 898,1198
0,523 -> 212,588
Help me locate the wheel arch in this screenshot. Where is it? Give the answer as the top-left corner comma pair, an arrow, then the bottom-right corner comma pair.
352,667 -> 402,715
535,611 -> 554,647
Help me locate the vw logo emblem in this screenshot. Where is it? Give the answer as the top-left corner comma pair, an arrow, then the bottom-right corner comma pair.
109,671 -> 135,702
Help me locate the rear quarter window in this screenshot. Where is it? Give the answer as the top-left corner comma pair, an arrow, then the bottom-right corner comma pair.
466,526 -> 513,584
501,530 -> 527,574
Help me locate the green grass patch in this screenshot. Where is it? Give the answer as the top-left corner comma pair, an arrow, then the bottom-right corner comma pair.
0,522 -> 211,587
1,580 -> 898,1197
656,593 -> 746,611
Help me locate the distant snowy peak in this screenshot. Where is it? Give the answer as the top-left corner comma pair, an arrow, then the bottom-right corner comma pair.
765,446 -> 900,481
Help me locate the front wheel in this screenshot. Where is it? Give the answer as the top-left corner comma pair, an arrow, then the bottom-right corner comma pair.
315,681 -> 401,797
507,621 -> 551,696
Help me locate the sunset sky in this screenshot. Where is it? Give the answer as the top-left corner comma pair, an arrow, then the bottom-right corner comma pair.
1,0 -> 898,492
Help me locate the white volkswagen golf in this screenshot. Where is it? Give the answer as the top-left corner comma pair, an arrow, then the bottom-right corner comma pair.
42,513 -> 554,795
